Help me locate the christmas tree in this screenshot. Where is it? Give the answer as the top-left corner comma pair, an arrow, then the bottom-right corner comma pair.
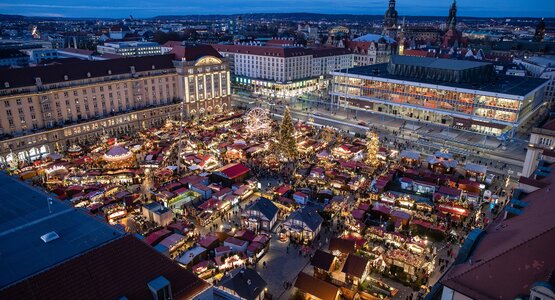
366,131 -> 380,168
278,106 -> 298,160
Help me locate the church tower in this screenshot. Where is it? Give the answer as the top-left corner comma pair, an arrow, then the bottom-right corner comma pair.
447,0 -> 457,31
383,0 -> 399,39
533,18 -> 546,42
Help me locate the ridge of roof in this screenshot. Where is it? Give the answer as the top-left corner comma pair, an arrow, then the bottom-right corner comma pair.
443,225 -> 555,284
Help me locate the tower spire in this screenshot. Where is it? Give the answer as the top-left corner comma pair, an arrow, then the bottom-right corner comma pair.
383,0 -> 399,38
447,0 -> 457,31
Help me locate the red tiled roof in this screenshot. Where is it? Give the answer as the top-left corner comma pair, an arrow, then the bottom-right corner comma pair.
211,44 -> 312,58
212,44 -> 349,58
441,172 -> 555,299
341,254 -> 369,278
144,228 -> 172,246
218,163 -> 250,179
170,44 -> 222,61
0,235 -> 209,300
225,237 -> 247,247
541,118 -> 555,131
518,176 -> 549,188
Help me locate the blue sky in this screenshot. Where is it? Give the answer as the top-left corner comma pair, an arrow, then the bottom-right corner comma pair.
0,0 -> 552,18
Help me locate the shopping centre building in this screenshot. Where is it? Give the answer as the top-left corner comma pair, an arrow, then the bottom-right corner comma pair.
0,44 -> 230,164
331,55 -> 549,138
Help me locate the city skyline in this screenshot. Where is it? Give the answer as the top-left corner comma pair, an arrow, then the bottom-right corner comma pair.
1,0 -> 554,18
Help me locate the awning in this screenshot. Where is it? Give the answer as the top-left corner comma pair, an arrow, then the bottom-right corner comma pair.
437,204 -> 469,217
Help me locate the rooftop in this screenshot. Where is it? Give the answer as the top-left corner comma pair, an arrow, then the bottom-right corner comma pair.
311,250 -> 336,272
440,166 -> 555,299
246,197 -> 278,220
0,172 -> 123,288
335,56 -> 549,97
211,43 -> 351,58
170,43 -> 223,61
1,235 -> 209,300
352,33 -> 396,44
294,272 -> 339,300
287,206 -> 323,231
216,268 -> 267,300
0,54 -> 176,90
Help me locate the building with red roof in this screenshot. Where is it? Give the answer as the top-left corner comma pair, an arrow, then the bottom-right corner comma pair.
214,163 -> 251,183
434,161 -> 555,300
0,173 -> 209,300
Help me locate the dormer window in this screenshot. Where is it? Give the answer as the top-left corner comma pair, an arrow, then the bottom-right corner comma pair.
87,72 -> 91,77
152,65 -> 155,69
64,75 -> 68,80
4,82 -> 9,88
108,70 -> 112,75
148,276 -> 171,300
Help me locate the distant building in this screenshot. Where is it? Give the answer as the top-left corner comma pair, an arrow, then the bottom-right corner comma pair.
0,49 -> 29,67
97,41 -> 162,57
21,48 -> 58,64
533,18 -> 546,43
522,119 -> 555,177
441,0 -> 468,49
331,55 -> 549,138
514,56 -> 555,108
108,25 -> 131,40
346,34 -> 396,66
383,0 -> 399,39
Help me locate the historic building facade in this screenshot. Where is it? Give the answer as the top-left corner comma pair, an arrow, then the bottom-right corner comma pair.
0,45 -> 230,163
383,0 -> 399,39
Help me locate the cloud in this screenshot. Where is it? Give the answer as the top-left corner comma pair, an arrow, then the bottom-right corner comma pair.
0,3 -> 200,10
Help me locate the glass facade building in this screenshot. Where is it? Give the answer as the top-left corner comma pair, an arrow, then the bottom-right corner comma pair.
331,56 -> 549,137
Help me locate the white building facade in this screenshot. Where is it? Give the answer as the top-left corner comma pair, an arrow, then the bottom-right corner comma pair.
211,44 -> 353,98
514,56 -> 555,108
97,41 -> 162,57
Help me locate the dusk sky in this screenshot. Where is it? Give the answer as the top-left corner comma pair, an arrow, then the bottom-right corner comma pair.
0,0 -> 553,18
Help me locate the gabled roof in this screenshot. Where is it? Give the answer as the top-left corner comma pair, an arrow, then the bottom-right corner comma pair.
311,250 -> 336,272
328,237 -> 356,254
286,206 -> 323,231
246,197 -> 278,220
341,253 -> 369,278
0,235 -> 209,300
170,44 -> 222,61
217,268 -> 267,300
294,272 -> 340,300
217,163 -> 250,180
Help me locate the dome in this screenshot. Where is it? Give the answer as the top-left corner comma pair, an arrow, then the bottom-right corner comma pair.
103,145 -> 132,162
